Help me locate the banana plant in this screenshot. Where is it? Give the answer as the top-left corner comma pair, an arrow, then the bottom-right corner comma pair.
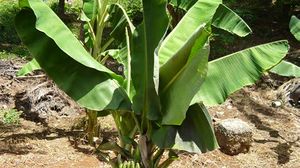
270,15 -> 300,77
15,0 -> 289,167
78,0 -> 135,144
17,0 -> 135,145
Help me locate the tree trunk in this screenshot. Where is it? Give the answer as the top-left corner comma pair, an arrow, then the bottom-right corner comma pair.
58,0 -> 65,17
86,110 -> 100,145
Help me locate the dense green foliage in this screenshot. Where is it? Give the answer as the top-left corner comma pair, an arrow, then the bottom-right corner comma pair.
0,0 -> 20,44
118,0 -> 142,23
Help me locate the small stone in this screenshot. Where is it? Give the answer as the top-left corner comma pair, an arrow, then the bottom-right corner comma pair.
93,137 -> 103,145
46,133 -> 58,138
215,118 -> 253,155
272,100 -> 282,108
215,111 -> 224,118
1,105 -> 7,109
226,105 -> 233,109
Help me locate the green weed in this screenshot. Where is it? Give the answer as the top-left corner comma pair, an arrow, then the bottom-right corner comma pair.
0,50 -> 18,60
0,109 -> 22,125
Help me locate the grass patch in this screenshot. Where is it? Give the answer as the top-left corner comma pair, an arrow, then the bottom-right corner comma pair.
0,50 -> 18,60
0,109 -> 22,125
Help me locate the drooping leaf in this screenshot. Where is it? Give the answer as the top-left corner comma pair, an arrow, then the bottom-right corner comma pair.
108,3 -> 135,40
159,0 -> 222,66
159,25 -> 210,125
152,103 -> 218,153
19,0 -> 119,78
192,40 -> 289,106
15,0 -> 130,112
173,103 -> 218,153
270,60 -> 300,77
290,15 -> 300,41
152,126 -> 177,148
17,59 -> 41,76
130,0 -> 169,120
212,4 -> 252,37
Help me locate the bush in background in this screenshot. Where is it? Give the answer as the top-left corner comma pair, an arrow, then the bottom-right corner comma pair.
116,0 -> 143,25
0,0 -> 20,44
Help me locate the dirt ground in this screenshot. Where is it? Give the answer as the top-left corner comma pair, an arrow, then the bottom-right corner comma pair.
0,59 -> 299,168
173,79 -> 300,168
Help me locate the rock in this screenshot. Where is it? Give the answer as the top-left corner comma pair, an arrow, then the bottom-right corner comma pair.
215,118 -> 253,155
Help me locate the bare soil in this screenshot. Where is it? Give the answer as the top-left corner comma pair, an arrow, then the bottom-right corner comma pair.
172,77 -> 300,168
0,59 -> 299,168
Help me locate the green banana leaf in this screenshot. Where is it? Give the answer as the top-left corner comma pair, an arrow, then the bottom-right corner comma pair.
15,0 -> 130,111
269,16 -> 300,78
159,0 -> 222,66
270,60 -> 300,77
192,40 -> 289,106
212,4 -> 252,37
159,25 -> 210,125
152,103 -> 218,153
169,1 -> 251,37
290,15 -> 300,41
169,0 -> 197,11
130,0 -> 169,120
17,59 -> 41,76
82,0 -> 98,20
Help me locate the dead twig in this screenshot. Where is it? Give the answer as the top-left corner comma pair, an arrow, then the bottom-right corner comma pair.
15,75 -> 47,80
28,81 -> 51,93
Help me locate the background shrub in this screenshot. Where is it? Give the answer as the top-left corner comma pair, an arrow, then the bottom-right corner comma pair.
114,0 -> 143,25
0,0 -> 20,44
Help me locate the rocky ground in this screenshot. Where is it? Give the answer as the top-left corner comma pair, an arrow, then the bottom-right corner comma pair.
0,58 -> 299,168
